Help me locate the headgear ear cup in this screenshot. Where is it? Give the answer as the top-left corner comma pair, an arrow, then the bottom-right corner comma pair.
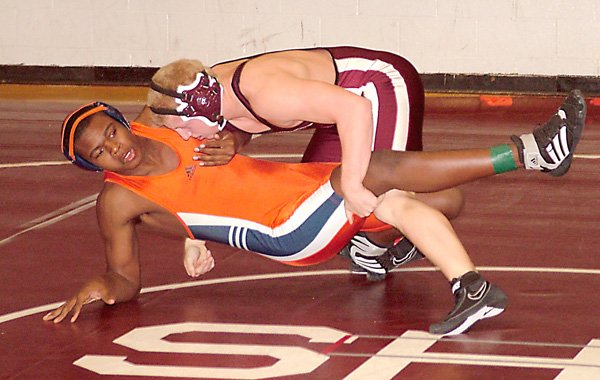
150,70 -> 226,130
60,101 -> 130,171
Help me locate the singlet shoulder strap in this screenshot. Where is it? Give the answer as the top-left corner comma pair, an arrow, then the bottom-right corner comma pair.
231,60 -> 281,131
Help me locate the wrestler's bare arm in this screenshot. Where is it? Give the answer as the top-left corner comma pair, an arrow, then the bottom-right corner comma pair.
43,185 -> 148,323
96,185 -> 145,296
242,63 -> 378,221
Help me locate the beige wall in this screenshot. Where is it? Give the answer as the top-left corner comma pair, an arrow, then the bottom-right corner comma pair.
1,0 -> 599,76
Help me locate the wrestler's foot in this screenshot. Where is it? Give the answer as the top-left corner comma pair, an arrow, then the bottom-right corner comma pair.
339,234 -> 424,282
339,233 -> 387,280
511,89 -> 586,176
385,238 -> 425,267
429,271 -> 508,336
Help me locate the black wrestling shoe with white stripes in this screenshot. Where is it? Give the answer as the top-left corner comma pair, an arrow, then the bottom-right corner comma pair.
429,271 -> 508,336
339,233 -> 388,281
339,233 -> 425,281
511,89 -> 586,177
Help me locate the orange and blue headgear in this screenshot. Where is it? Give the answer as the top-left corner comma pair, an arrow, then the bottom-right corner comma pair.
149,70 -> 227,130
60,101 -> 130,172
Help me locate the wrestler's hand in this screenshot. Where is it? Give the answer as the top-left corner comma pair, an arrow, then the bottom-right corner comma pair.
342,185 -> 379,223
42,277 -> 116,324
183,238 -> 215,278
193,131 -> 238,166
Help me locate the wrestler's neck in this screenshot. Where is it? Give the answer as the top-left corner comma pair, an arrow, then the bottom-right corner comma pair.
121,136 -> 179,177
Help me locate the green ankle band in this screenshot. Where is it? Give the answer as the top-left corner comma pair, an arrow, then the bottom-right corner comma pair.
490,144 -> 517,174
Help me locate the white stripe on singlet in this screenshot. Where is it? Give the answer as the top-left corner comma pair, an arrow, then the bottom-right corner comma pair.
178,181 -> 349,263
335,57 -> 410,151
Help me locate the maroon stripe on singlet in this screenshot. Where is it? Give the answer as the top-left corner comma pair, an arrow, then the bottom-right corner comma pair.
336,68 -> 398,150
328,46 -> 424,151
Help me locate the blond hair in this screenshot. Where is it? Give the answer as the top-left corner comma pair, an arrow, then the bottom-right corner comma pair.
147,59 -> 215,125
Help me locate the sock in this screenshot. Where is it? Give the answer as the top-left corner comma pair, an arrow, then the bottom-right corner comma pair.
450,271 -> 483,294
510,136 -> 525,165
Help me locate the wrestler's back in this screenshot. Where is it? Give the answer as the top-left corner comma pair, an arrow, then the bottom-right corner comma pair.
214,49 -> 335,85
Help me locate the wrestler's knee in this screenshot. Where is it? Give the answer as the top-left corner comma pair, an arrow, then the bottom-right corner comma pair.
438,188 -> 464,220
364,151 -> 398,193
374,189 -> 416,223
415,188 -> 464,220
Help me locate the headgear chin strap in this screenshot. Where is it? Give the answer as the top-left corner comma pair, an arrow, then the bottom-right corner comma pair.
60,101 -> 130,172
150,70 -> 227,131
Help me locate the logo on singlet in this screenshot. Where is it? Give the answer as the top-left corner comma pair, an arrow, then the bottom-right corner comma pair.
185,165 -> 196,180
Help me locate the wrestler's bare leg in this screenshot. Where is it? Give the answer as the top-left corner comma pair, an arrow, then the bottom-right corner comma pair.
352,146 -> 508,247
373,189 -> 507,336
330,146 -> 517,207
362,147 -> 511,195
333,89 -> 586,279
373,190 -> 474,280
365,187 -> 464,246
339,88 -> 586,207
330,146 -> 509,257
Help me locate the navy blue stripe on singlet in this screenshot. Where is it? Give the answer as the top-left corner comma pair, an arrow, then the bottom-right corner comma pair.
187,192 -> 343,257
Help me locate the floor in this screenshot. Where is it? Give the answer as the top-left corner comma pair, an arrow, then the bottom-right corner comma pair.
1,91 -> 600,379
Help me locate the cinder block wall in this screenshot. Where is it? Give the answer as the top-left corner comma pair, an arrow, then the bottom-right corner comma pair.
1,0 -> 599,76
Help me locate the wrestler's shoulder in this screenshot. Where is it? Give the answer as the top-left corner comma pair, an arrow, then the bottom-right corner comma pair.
97,182 -> 153,216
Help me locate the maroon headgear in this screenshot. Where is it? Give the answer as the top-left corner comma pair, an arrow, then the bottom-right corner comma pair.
150,70 -> 226,130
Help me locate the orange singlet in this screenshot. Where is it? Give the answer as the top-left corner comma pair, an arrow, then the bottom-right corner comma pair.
105,122 -> 389,266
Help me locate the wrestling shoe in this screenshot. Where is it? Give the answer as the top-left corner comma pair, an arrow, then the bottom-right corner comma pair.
339,233 -> 387,281
511,89 -> 586,177
385,238 -> 425,267
339,233 -> 425,281
429,271 -> 508,336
